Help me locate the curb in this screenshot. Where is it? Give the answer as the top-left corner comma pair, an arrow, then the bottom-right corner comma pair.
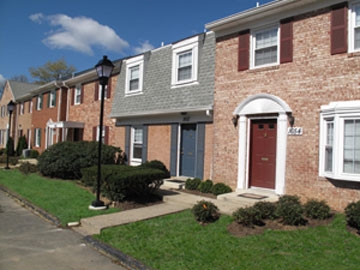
0,185 -> 61,226
0,184 -> 152,270
84,236 -> 152,270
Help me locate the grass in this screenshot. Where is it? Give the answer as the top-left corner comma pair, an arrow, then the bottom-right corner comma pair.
95,210 -> 360,270
0,169 -> 119,226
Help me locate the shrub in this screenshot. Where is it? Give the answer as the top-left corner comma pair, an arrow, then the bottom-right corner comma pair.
28,150 -> 39,159
233,206 -> 263,227
185,178 -> 201,190
253,201 -> 278,220
345,201 -> 360,230
18,162 -> 38,175
38,141 -> 120,180
211,183 -> 232,196
81,165 -> 166,202
16,135 -> 28,157
0,155 -> 18,165
141,160 -> 170,178
304,199 -> 331,220
192,200 -> 220,223
5,137 -> 15,156
275,195 -> 305,226
198,179 -> 213,193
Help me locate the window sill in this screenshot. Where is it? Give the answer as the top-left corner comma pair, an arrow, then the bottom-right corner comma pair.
322,172 -> 360,183
125,91 -> 143,97
171,81 -> 199,89
249,64 -> 280,73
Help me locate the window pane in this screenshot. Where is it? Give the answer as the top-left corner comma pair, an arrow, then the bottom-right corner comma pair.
325,122 -> 334,172
177,51 -> 192,81
254,28 -> 278,66
130,79 -> 139,91
130,66 -> 139,80
133,144 -> 142,159
343,120 -> 360,174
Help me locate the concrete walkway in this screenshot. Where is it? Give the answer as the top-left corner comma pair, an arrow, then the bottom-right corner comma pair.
74,185 -> 279,236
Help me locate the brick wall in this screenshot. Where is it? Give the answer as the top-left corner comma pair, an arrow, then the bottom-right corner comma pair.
0,84 -> 15,148
213,6 -> 360,211
147,125 -> 171,170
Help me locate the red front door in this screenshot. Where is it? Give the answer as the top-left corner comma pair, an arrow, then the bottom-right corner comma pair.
249,119 -> 277,189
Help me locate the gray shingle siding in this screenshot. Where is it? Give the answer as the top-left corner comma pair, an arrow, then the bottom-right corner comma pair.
110,31 -> 215,118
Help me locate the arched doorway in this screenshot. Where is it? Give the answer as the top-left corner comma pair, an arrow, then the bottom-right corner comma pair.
233,94 -> 292,194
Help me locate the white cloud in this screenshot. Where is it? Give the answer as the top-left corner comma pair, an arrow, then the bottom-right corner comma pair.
30,13 -> 129,55
133,40 -> 155,54
29,13 -> 44,24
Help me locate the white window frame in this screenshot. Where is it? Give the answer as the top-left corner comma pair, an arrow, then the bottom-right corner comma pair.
35,128 -> 41,147
349,1 -> 360,53
36,94 -> 43,110
49,90 -> 56,108
74,84 -> 82,105
29,100 -> 33,113
171,35 -> 199,87
19,102 -> 24,115
130,126 -> 143,165
250,24 -> 280,69
96,126 -> 106,144
98,85 -> 108,100
319,101 -> 360,182
125,55 -> 144,96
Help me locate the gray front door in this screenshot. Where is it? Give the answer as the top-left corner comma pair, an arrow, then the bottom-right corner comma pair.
180,124 -> 196,177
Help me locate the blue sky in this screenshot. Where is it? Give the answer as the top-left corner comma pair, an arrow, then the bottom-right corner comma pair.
0,0 -> 272,85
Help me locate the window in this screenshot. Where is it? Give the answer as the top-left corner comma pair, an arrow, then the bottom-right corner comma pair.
20,102 -> 24,115
35,128 -> 41,147
29,100 -> 33,113
36,94 -> 43,110
0,129 -> 5,145
172,36 -> 199,86
319,101 -> 360,181
97,85 -> 108,100
48,91 -> 56,108
74,84 -> 82,105
251,25 -> 279,68
125,55 -> 144,95
96,126 -> 105,144
349,2 -> 360,52
131,127 -> 143,165
1,105 -> 5,118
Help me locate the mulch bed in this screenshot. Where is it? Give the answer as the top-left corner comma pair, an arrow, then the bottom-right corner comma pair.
111,194 -> 163,211
176,189 -> 217,199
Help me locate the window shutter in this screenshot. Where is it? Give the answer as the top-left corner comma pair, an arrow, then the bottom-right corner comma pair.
104,126 -> 109,145
238,30 -> 250,71
93,126 -> 97,141
94,82 -> 99,101
47,92 -> 50,108
81,84 -> 84,104
331,3 -> 348,55
125,126 -> 131,165
54,90 -> 57,107
71,87 -> 75,105
106,79 -> 111,99
142,125 -> 148,163
280,18 -> 293,63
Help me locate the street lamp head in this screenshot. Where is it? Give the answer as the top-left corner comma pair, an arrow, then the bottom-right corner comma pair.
95,55 -> 115,86
7,100 -> 15,114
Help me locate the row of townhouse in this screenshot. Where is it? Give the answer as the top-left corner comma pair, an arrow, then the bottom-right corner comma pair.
1,0 -> 360,210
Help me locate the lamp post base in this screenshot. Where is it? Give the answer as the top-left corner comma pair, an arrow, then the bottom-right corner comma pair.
89,200 -> 107,210
4,166 -> 10,170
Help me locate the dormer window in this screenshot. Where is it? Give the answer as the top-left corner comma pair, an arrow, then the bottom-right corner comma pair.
172,36 -> 199,86
125,55 -> 144,95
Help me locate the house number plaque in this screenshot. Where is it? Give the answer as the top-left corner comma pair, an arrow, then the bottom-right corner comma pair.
288,127 -> 303,136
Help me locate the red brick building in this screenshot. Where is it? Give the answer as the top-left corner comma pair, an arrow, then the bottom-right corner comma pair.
206,0 -> 360,210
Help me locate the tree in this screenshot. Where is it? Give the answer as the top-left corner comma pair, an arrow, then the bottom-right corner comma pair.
29,58 -> 76,84
10,75 -> 29,83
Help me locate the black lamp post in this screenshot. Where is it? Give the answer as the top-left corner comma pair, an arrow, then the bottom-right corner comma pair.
90,56 -> 114,209
5,100 -> 15,170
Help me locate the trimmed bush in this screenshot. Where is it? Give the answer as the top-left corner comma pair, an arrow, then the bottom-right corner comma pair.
81,164 -> 166,202
38,141 -> 120,180
304,199 -> 331,220
275,195 -> 305,226
198,179 -> 213,193
16,135 -> 28,157
5,137 -> 15,156
345,201 -> 360,230
141,160 -> 170,178
18,162 -> 38,175
253,201 -> 278,220
211,183 -> 232,196
28,150 -> 39,159
0,155 -> 18,165
192,200 -> 220,223
233,206 -> 263,227
185,178 -> 201,190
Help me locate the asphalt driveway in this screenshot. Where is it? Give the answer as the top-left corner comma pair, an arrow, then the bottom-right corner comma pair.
0,190 -> 125,270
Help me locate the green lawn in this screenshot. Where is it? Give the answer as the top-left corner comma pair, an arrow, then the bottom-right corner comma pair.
0,169 -> 119,226
95,210 -> 360,270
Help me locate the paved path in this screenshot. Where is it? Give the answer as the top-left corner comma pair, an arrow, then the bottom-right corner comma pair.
0,190 -> 125,270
